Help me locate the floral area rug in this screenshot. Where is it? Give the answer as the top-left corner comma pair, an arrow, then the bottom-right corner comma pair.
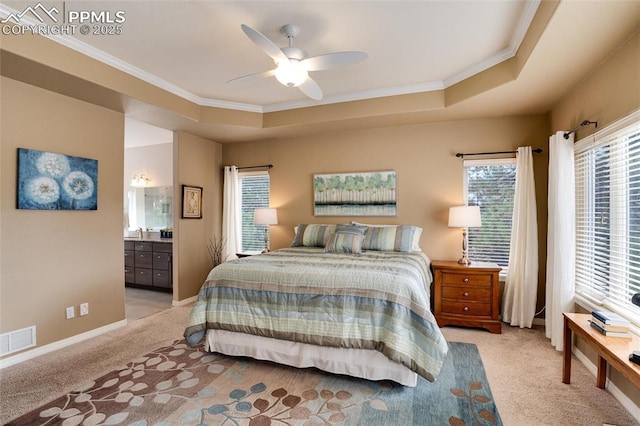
6,340 -> 502,425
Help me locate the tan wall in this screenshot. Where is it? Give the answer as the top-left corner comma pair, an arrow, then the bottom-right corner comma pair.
0,76 -> 125,354
551,30 -> 639,135
173,132 -> 222,301
551,29 -> 640,408
223,115 -> 550,314
124,143 -> 173,189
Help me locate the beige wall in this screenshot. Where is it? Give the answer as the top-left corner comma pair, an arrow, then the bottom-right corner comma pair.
551,30 -> 639,135
124,143 -> 173,233
124,143 -> 173,189
223,114 -> 550,314
550,29 -> 640,408
0,76 -> 125,354
173,131 -> 222,301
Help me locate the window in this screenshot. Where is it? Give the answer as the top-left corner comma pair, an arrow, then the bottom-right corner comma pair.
575,112 -> 640,323
464,159 -> 517,272
239,171 -> 270,252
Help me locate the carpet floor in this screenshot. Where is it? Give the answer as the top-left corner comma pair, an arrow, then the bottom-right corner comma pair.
5,340 -> 500,425
1,305 -> 638,425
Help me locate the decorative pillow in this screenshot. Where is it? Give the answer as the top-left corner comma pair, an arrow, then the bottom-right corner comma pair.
351,221 -> 422,251
361,225 -> 422,252
291,224 -> 336,247
324,232 -> 365,254
335,223 -> 368,235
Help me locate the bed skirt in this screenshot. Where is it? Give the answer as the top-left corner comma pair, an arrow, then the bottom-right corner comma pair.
205,329 -> 418,387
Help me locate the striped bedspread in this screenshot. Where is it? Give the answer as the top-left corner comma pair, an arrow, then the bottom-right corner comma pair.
184,247 -> 449,382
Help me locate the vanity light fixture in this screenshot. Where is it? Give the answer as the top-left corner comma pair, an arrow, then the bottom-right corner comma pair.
131,174 -> 150,187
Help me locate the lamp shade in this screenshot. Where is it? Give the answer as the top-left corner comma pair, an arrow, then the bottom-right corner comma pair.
254,208 -> 278,225
448,205 -> 482,228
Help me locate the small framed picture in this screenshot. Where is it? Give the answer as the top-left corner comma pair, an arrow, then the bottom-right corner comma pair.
182,185 -> 202,219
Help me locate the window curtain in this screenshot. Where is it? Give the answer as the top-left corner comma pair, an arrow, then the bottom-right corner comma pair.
545,132 -> 576,351
502,146 -> 538,328
222,166 -> 240,261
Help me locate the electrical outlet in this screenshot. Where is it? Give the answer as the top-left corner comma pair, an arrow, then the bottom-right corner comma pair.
66,306 -> 75,319
80,303 -> 89,316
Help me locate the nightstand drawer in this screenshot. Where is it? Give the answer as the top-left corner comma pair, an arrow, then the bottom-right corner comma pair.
441,272 -> 491,286
441,286 -> 491,302
441,300 -> 492,316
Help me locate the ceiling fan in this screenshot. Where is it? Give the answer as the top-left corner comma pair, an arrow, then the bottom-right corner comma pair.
228,24 -> 368,101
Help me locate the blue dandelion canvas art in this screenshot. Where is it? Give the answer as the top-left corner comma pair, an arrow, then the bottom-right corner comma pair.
17,148 -> 98,210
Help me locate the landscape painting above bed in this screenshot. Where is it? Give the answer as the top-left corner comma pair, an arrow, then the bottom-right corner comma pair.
313,170 -> 397,216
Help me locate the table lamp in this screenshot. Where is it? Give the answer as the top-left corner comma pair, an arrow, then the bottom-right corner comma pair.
448,205 -> 482,265
254,208 -> 278,253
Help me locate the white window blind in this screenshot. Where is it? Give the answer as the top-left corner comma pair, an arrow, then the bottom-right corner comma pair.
574,112 -> 640,323
239,171 -> 270,252
464,158 -> 516,270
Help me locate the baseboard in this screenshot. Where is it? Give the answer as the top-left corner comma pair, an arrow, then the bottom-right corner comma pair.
172,295 -> 197,306
0,319 -> 128,370
532,317 -> 545,326
573,346 -> 640,422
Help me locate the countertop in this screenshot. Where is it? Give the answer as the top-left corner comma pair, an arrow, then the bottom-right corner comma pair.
124,237 -> 172,243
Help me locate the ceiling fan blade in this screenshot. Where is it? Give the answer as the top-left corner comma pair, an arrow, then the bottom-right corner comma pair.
241,24 -> 288,64
226,69 -> 275,84
298,77 -> 323,100
302,51 -> 368,71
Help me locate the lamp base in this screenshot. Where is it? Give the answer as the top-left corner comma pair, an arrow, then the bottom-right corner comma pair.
458,255 -> 471,266
262,228 -> 269,253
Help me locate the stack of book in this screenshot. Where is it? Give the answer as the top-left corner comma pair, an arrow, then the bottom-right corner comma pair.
590,310 -> 632,338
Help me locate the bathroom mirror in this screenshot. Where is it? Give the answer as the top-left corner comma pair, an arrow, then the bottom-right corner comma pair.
126,186 -> 173,231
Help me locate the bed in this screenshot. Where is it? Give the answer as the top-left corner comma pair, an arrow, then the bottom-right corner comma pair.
184,224 -> 449,387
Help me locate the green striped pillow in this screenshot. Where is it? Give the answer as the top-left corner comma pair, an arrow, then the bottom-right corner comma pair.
362,225 -> 420,252
335,224 -> 368,235
291,224 -> 336,247
324,232 -> 365,254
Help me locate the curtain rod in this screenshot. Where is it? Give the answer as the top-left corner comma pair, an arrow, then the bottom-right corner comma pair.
238,164 -> 273,170
455,148 -> 543,158
221,164 -> 273,171
563,120 -> 598,139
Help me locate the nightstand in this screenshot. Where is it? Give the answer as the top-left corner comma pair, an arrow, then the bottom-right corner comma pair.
432,260 -> 502,334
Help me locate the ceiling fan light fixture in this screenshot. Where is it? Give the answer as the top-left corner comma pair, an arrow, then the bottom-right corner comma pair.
275,60 -> 308,87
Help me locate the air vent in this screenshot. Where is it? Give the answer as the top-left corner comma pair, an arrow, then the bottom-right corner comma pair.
0,326 -> 36,356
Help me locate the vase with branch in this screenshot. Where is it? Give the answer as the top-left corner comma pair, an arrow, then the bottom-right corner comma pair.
207,236 -> 227,268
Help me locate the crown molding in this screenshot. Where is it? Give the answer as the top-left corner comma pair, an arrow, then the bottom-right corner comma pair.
0,1 -> 540,114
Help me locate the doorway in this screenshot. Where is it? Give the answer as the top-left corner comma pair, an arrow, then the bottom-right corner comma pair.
124,118 -> 174,321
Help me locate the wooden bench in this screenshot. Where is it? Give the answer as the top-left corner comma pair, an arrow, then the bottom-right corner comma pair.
563,312 -> 640,389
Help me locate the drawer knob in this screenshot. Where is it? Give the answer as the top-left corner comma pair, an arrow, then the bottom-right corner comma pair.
125,269 -> 130,273
463,306 -> 469,311
463,292 -> 469,297
463,278 -> 469,283
140,254 -> 146,258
